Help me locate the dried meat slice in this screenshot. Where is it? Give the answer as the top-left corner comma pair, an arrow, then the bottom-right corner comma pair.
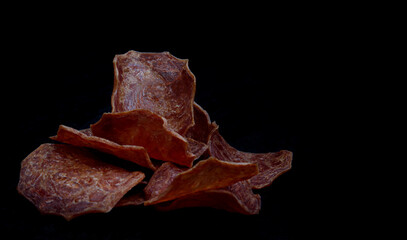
209,129 -> 293,189
17,144 -> 145,220
50,125 -> 156,170
112,51 -> 196,135
115,190 -> 146,207
115,181 -> 147,207
184,102 -> 217,144
185,103 -> 219,158
186,137 -> 208,160
155,181 -> 261,215
91,109 -> 206,167
143,157 -> 259,206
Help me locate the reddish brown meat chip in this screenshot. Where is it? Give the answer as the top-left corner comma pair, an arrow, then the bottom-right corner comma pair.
155,180 -> 261,215
115,181 -> 148,207
184,102 -> 218,144
17,144 -> 145,220
115,190 -> 146,207
112,51 -> 196,135
143,157 -> 259,206
209,129 -> 293,189
50,125 -> 156,170
91,109 -> 206,167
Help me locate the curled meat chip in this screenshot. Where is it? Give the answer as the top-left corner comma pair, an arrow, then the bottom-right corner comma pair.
209,129 -> 293,189
185,137 -> 209,160
184,102 -> 217,144
115,190 -> 146,207
155,181 -> 261,215
184,103 -> 218,158
112,51 -> 196,135
50,125 -> 156,170
143,157 -> 259,206
17,144 -> 145,220
115,181 -> 148,207
91,109 -> 207,167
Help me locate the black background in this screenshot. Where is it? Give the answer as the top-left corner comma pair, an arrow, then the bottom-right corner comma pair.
1,9 -> 356,239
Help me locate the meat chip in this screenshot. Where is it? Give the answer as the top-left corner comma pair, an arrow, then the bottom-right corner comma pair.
112,51 -> 196,135
91,109 -> 207,167
50,125 -> 156,170
115,190 -> 146,207
155,180 -> 261,215
185,102 -> 218,144
115,181 -> 148,207
209,129 -> 293,189
143,157 -> 259,206
17,144 -> 145,220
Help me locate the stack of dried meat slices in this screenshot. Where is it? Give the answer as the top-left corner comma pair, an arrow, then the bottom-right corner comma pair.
17,51 -> 293,220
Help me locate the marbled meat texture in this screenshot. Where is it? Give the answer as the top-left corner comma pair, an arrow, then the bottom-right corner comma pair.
112,51 -> 196,135
17,144 -> 145,220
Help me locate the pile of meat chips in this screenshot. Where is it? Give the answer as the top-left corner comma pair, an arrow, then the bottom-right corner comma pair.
18,51 -> 293,220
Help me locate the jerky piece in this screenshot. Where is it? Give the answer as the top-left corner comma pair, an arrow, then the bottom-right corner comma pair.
112,51 -> 196,135
186,137 -> 209,160
115,190 -> 146,207
17,144 -> 145,220
144,157 -> 259,206
184,102 -> 217,144
91,109 -> 206,167
50,125 -> 156,170
209,129 -> 293,189
155,181 -> 261,215
115,181 -> 148,207
185,103 -> 218,158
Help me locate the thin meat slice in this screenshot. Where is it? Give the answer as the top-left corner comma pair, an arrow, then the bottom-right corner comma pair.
186,137 -> 209,160
115,181 -> 148,207
155,180 -> 261,215
17,144 -> 145,220
184,103 -> 219,158
143,157 -> 259,206
112,51 -> 196,135
209,129 -> 293,189
184,102 -> 217,144
115,191 -> 146,207
50,125 -> 156,170
91,109 -> 207,167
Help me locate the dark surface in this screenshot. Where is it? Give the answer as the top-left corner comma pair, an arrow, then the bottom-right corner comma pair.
2,20 -> 347,239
